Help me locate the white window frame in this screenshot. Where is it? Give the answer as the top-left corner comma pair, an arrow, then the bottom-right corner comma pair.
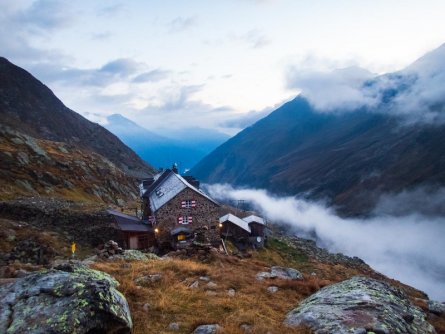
178,216 -> 193,224
181,199 -> 196,208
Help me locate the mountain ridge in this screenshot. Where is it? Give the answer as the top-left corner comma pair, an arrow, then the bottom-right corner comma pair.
0,57 -> 155,179
191,45 -> 445,216
104,113 -> 229,171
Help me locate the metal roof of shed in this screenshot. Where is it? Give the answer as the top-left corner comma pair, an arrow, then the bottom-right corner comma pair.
219,213 -> 251,233
242,215 -> 265,225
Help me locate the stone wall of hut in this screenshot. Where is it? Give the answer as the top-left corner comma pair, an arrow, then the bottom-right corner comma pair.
154,188 -> 221,247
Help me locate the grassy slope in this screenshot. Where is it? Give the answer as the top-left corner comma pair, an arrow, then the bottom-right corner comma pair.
1,216 -> 444,333
91,237 -> 445,334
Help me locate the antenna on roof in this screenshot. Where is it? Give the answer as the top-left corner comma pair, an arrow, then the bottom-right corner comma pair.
172,163 -> 178,174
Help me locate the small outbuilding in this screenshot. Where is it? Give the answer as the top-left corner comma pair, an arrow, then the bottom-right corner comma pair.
242,215 -> 266,248
107,209 -> 154,250
219,213 -> 266,249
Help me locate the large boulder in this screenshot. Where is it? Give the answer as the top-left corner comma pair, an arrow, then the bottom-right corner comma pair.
0,263 -> 132,334
428,300 -> 445,315
285,276 -> 436,334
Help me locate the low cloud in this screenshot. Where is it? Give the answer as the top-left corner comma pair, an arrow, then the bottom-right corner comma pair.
0,1 -> 72,64
241,29 -> 271,49
132,69 -> 171,83
30,58 -> 145,87
286,66 -> 377,111
18,0 -> 75,33
286,44 -> 445,124
373,187 -> 445,217
99,58 -> 142,77
231,29 -> 271,49
168,16 -> 197,33
206,184 -> 445,301
136,85 -> 234,130
389,44 -> 445,123
96,3 -> 124,17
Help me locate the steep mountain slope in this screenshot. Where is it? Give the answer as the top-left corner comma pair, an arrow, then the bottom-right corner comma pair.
105,114 -> 229,171
0,125 -> 139,203
0,57 -> 155,178
191,47 -> 445,216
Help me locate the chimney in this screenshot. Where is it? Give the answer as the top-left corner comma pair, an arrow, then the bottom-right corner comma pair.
172,163 -> 178,174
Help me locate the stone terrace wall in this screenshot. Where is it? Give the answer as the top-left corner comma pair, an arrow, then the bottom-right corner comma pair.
0,198 -> 120,246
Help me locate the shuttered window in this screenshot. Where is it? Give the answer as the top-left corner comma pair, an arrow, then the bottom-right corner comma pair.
181,200 -> 196,208
178,216 -> 193,224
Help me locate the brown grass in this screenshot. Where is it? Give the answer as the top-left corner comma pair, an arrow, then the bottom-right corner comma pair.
90,235 -> 445,334
92,254 -> 317,334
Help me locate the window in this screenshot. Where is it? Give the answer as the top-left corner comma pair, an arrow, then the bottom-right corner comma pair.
178,216 -> 193,224
181,199 -> 196,208
155,187 -> 164,197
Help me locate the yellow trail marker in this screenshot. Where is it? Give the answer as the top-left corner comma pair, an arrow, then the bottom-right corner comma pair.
71,242 -> 76,257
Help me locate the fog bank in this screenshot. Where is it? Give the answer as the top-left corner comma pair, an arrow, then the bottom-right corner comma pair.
206,184 -> 445,301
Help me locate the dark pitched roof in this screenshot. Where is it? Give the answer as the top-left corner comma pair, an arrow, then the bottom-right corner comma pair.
107,209 -> 152,232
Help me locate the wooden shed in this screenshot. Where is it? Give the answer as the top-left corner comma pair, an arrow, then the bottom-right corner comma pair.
107,209 -> 155,250
219,213 -> 266,249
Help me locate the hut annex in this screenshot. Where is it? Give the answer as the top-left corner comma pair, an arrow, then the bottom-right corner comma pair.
107,209 -> 154,250
219,214 -> 267,249
140,167 -> 221,250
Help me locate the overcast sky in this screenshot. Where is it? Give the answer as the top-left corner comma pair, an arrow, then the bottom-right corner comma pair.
1,0 -> 445,134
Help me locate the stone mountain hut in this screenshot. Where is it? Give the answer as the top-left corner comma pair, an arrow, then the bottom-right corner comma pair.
140,167 -> 221,250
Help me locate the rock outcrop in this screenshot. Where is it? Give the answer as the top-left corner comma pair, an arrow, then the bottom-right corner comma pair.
285,276 -> 436,334
256,266 -> 303,281
0,125 -> 142,204
97,240 -> 124,259
428,300 -> 445,315
193,324 -> 221,334
0,263 -> 132,334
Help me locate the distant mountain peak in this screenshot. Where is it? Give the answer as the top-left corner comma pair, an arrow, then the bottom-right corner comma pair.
405,42 -> 445,75
191,45 -> 445,216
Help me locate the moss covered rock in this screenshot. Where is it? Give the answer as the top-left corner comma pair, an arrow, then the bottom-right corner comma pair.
285,276 -> 436,334
0,262 -> 132,334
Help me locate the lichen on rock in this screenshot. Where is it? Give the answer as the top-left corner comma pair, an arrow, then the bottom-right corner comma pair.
285,276 -> 436,334
0,262 -> 132,334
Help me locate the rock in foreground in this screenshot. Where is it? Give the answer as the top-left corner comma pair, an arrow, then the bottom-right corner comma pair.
0,263 -> 132,334
285,276 -> 436,334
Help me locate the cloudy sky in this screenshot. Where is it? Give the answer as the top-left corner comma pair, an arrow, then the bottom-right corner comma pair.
1,0 -> 445,134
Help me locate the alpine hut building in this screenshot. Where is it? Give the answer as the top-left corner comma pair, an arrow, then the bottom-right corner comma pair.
140,165 -> 221,250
